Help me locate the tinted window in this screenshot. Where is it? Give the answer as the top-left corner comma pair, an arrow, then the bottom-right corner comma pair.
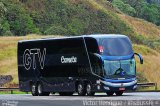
98,37 -> 133,56
85,37 -> 99,53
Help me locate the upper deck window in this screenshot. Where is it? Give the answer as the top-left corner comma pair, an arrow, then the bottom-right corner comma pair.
98,37 -> 133,56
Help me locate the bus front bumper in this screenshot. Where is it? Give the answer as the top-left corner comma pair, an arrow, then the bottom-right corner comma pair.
99,79 -> 137,92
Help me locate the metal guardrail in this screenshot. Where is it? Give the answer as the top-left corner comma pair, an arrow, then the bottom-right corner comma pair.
137,83 -> 157,90
0,87 -> 22,94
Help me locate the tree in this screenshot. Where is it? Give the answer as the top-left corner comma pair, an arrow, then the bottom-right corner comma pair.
112,0 -> 136,16
0,2 -> 12,36
112,0 -> 160,26
140,3 -> 160,24
44,25 -> 67,35
0,2 -> 7,17
6,3 -> 39,35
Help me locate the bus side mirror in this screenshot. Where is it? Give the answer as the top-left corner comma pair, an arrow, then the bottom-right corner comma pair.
134,53 -> 143,64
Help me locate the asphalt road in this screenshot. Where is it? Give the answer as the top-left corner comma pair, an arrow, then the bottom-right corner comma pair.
0,92 -> 160,106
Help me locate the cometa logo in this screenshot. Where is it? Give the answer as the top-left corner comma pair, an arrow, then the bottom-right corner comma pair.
23,48 -> 46,70
61,56 -> 77,63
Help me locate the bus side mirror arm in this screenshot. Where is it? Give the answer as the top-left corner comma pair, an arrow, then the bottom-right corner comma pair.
93,53 -> 105,77
134,53 -> 143,64
93,53 -> 104,65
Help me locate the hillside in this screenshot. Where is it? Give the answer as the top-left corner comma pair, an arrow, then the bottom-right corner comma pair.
112,0 -> 160,26
119,14 -> 160,39
0,0 -> 160,89
1,0 -> 135,36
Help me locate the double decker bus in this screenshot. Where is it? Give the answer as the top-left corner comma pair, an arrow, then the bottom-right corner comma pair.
18,34 -> 143,96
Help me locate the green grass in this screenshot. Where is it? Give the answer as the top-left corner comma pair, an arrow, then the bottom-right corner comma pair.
0,91 -> 30,94
133,44 -> 159,55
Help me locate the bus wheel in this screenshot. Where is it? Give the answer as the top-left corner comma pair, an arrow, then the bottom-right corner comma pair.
106,91 -> 114,96
115,91 -> 123,96
86,83 -> 95,96
77,82 -> 86,96
31,83 -> 38,96
37,83 -> 50,96
59,92 -> 74,96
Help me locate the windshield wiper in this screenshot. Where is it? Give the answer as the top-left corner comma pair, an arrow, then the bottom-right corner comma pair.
114,67 -> 123,75
114,61 -> 126,76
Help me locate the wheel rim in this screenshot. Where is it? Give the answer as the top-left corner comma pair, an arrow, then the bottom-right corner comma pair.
78,84 -> 83,94
86,84 -> 91,94
32,85 -> 36,94
38,84 -> 42,94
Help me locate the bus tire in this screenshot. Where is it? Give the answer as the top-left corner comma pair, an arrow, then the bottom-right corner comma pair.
31,83 -> 38,96
115,91 -> 123,96
77,82 -> 86,96
37,83 -> 50,96
106,91 -> 114,96
86,83 -> 95,96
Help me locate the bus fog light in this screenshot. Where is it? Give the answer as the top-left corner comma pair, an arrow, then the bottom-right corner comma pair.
104,86 -> 110,90
133,85 -> 137,89
96,80 -> 100,84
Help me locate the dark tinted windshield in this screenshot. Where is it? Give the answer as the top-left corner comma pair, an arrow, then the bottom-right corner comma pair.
98,37 -> 133,56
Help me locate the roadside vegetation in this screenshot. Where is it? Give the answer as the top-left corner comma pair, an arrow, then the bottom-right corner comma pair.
112,0 -> 160,26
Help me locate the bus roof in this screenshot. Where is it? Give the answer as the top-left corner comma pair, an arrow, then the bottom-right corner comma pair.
84,34 -> 128,38
19,34 -> 128,43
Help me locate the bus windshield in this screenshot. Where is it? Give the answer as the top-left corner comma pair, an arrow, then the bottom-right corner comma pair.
103,59 -> 136,78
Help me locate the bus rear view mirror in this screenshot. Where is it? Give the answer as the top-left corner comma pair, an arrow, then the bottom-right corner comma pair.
134,53 -> 143,64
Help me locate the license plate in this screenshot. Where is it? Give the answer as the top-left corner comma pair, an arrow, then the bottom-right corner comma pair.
119,88 -> 125,91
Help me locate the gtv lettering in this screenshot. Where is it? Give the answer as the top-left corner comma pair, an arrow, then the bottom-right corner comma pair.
23,48 -> 46,70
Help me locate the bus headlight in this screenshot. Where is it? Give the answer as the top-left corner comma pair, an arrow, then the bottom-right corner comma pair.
133,85 -> 137,89
104,86 -> 110,90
